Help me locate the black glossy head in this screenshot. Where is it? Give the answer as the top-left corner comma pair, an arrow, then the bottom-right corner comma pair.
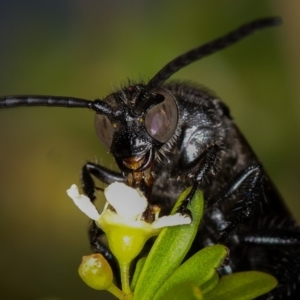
94,85 -> 178,169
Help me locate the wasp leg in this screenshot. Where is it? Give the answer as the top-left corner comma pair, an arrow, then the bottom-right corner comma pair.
176,145 -> 220,217
213,163 -> 263,205
89,221 -> 114,260
89,221 -> 121,285
236,218 -> 300,299
81,161 -> 125,202
81,162 -> 124,282
212,163 -> 264,241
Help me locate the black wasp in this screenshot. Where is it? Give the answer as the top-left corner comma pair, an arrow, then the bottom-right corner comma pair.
1,17 -> 299,299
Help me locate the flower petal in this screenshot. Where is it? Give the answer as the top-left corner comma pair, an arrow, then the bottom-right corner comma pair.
104,182 -> 148,219
151,213 -> 192,229
67,184 -> 100,221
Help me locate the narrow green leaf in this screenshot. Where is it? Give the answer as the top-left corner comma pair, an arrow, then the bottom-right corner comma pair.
204,271 -> 278,300
131,257 -> 146,291
154,244 -> 227,300
163,282 -> 203,300
133,187 -> 204,300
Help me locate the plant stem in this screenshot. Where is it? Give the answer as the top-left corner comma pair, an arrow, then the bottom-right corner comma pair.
107,283 -> 126,299
119,262 -> 133,296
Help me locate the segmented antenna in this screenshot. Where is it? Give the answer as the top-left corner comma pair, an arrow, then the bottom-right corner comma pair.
145,17 -> 282,94
0,95 -> 114,116
0,95 -> 93,108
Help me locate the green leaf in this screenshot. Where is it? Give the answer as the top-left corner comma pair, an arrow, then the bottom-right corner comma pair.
133,187 -> 204,300
154,244 -> 227,300
131,257 -> 146,291
200,272 -> 219,293
204,271 -> 278,300
163,282 -> 203,300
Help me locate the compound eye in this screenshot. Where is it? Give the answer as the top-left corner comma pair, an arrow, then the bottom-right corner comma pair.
145,88 -> 178,143
94,114 -> 114,150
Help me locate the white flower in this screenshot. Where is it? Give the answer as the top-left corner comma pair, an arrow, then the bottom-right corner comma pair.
67,182 -> 191,228
67,182 -> 191,264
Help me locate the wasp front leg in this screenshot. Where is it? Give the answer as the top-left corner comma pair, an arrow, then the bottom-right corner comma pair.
81,161 -> 125,279
88,220 -> 120,284
81,161 -> 125,201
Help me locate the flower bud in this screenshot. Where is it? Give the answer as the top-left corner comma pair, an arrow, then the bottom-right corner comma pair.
78,254 -> 113,290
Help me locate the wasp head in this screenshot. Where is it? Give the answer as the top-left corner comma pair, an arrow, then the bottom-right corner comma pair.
93,84 -> 178,194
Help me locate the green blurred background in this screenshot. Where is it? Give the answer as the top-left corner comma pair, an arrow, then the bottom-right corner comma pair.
0,0 -> 299,299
